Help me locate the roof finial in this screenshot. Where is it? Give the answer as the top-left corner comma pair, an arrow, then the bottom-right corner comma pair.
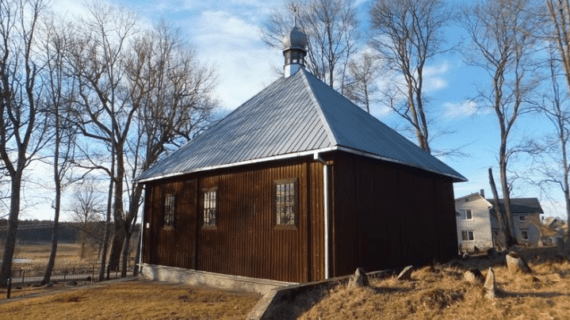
293,5 -> 297,26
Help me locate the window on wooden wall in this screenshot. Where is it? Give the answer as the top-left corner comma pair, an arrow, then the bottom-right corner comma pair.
461,230 -> 474,241
273,178 -> 298,229
203,188 -> 217,228
164,193 -> 176,228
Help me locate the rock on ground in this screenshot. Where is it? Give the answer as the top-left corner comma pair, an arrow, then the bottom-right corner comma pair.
484,267 -> 496,299
506,251 -> 532,274
464,269 -> 484,284
348,268 -> 369,289
397,265 -> 414,281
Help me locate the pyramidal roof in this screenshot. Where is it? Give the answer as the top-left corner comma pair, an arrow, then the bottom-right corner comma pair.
137,69 -> 466,183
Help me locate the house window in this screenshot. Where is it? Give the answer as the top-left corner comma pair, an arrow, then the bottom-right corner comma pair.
521,230 -> 529,240
461,230 -> 474,241
274,179 -> 297,228
519,215 -> 526,222
164,193 -> 176,228
464,209 -> 473,220
203,188 -> 217,228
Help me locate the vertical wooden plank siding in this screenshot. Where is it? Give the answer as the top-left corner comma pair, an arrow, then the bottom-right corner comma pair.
435,180 -> 459,261
310,161 -> 325,281
192,160 -> 309,282
332,154 -> 458,276
143,186 -> 151,264
142,152 -> 458,283
332,154 -> 358,277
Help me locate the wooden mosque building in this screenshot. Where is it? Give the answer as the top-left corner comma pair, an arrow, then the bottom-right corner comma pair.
137,24 -> 466,283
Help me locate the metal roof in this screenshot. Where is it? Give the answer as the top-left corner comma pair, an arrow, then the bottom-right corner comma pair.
486,198 -> 544,214
137,69 -> 466,183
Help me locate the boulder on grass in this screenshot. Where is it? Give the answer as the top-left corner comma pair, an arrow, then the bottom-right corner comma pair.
45,282 -> 54,288
506,251 -> 532,274
348,268 -> 369,289
554,237 -> 565,253
484,267 -> 497,299
462,252 -> 470,260
397,265 -> 414,281
464,269 -> 484,284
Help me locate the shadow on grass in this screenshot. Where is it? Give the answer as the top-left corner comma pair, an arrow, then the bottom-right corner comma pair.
501,290 -> 570,299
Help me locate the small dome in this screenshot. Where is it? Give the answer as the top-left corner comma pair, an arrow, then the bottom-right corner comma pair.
283,25 -> 307,51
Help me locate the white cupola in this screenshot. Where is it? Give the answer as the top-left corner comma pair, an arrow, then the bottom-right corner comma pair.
282,22 -> 307,78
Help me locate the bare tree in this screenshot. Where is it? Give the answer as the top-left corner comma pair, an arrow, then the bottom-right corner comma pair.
262,0 -> 359,89
344,52 -> 381,113
545,0 -> 570,248
69,182 -> 105,260
40,17 -> 79,285
121,22 -> 217,277
66,2 -> 139,277
369,0 -> 453,153
460,0 -> 543,247
0,0 -> 51,287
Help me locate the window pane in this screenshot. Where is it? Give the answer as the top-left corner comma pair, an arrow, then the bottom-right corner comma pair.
275,181 -> 296,226
204,190 -> 217,226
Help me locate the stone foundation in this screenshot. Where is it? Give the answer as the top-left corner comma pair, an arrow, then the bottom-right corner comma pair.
139,264 -> 295,295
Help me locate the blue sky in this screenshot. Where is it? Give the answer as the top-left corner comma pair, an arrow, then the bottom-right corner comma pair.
18,0 -> 563,221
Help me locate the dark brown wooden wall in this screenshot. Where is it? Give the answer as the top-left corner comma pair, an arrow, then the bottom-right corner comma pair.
142,151 -> 458,283
143,180 -> 197,268
332,153 -> 458,276
143,158 -> 325,283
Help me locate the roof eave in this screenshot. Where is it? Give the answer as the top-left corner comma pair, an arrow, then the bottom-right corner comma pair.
137,145 -> 466,184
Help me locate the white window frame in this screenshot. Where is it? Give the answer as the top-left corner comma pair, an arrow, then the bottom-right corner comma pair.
463,209 -> 473,220
202,188 -> 218,229
274,178 -> 298,229
164,193 -> 176,229
461,230 -> 474,241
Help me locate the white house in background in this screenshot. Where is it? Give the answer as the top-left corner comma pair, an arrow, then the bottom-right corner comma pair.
455,191 -> 544,252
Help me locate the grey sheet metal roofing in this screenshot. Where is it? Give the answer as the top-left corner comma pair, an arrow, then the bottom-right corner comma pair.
137,69 -> 467,183
486,198 -> 544,214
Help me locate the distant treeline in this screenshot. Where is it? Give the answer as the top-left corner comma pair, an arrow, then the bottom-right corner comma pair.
0,220 -> 139,244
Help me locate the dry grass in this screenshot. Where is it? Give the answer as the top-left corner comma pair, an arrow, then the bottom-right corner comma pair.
300,248 -> 570,320
0,280 -> 261,320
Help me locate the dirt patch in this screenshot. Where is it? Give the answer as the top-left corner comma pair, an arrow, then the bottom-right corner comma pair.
0,280 -> 261,320
299,247 -> 570,320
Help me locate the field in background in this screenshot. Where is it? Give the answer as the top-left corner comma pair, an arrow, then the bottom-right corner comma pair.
0,280 -> 261,320
0,242 -> 137,286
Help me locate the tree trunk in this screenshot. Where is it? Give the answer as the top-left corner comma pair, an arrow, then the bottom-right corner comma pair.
489,168 -> 513,250
499,144 -> 517,245
0,172 -> 23,287
108,144 -> 126,272
99,154 -> 114,281
42,107 -> 62,285
121,226 -> 131,277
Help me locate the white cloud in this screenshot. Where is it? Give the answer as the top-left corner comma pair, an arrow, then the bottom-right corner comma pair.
443,100 -> 483,119
423,62 -> 449,93
187,10 -> 281,110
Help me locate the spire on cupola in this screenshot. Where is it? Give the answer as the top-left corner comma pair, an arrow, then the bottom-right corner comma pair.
282,12 -> 307,78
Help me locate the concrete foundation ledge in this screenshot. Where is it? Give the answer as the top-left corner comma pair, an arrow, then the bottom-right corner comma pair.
139,264 -> 295,295
247,269 -> 396,320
